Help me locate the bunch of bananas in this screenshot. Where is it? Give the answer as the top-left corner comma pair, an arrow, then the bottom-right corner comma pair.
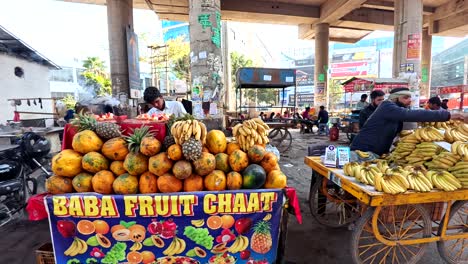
414,127 -> 444,142
343,162 -> 361,177
190,219 -> 205,227
374,172 -> 409,194
425,152 -> 461,170
420,121 -> 460,130
355,150 -> 371,159
376,160 -> 390,173
387,142 -> 417,164
451,141 -> 468,161
163,236 -> 186,256
227,235 -> 249,253
399,132 -> 420,144
406,171 -> 433,192
232,118 -> 270,151
427,170 -> 462,191
444,124 -> 468,142
64,237 -> 88,257
171,119 -> 207,145
355,166 -> 381,186
448,161 -> 468,188
130,241 -> 143,251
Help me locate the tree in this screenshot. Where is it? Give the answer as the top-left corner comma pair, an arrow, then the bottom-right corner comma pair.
82,57 -> 112,96
328,79 -> 345,111
230,51 -> 276,105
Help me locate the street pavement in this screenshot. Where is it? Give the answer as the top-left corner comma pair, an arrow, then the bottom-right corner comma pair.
0,128 -> 445,263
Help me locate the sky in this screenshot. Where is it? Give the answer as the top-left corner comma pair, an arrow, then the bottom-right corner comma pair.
0,0 -> 466,68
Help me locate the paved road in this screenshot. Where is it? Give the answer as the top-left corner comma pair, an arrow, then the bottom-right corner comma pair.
0,129 -> 447,263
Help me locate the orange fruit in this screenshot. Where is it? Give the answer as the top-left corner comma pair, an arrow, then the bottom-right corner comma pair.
204,170 -> 226,191
226,142 -> 241,155
127,251 -> 143,263
141,251 -> 156,264
167,144 -> 183,161
221,215 -> 235,229
93,220 -> 110,234
77,220 -> 95,235
207,215 -> 223,230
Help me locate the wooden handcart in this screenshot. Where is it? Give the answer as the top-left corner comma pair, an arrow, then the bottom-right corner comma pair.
305,156 -> 468,264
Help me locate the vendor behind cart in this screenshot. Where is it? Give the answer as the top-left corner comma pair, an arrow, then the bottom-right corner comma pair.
143,87 -> 187,118
359,90 -> 385,128
351,87 -> 465,156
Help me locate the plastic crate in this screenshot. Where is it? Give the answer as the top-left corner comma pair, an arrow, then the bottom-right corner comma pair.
36,243 -> 55,264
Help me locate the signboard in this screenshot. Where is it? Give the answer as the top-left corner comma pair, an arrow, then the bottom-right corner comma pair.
315,82 -> 325,95
331,61 -> 374,78
288,93 -> 314,106
45,190 -> 284,264
407,33 -> 421,60
295,67 -> 314,86
127,28 -> 142,98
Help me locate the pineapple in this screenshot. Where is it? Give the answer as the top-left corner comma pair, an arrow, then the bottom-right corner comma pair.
182,137 -> 202,161
95,122 -> 121,140
71,112 -> 120,140
251,221 -> 272,254
163,136 -> 176,151
124,126 -> 153,153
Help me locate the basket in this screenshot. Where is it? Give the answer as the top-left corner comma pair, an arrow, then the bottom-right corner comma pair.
380,202 -> 445,223
36,243 -> 55,264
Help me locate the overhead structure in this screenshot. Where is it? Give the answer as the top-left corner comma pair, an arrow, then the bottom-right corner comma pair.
64,0 -> 468,42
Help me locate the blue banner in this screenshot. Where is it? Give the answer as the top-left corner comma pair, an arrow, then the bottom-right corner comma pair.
45,189 -> 284,264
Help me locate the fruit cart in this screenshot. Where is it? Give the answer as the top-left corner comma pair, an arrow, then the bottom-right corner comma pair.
304,156 -> 467,264
44,113 -> 300,264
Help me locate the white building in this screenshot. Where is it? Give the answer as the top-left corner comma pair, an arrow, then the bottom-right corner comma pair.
0,25 -> 59,125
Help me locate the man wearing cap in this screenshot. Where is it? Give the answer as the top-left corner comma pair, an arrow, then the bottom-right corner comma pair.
351,87 -> 464,156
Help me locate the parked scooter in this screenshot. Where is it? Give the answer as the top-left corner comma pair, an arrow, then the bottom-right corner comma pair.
0,132 -> 52,226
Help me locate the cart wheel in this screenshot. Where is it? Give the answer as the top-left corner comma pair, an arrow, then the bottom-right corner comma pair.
309,175 -> 360,228
437,200 -> 468,264
351,205 -> 431,264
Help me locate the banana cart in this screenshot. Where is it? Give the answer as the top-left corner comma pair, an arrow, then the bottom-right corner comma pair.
304,156 -> 468,264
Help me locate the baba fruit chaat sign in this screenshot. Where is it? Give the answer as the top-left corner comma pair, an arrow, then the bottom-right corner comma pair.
45,189 -> 284,264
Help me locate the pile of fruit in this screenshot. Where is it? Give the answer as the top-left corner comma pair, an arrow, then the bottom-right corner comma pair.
232,118 -> 270,151
344,126 -> 467,194
46,114 -> 287,195
135,113 -> 171,122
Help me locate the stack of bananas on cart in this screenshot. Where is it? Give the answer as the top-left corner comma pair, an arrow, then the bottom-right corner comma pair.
426,170 -> 462,192
419,120 -> 461,130
414,126 -> 444,142
425,151 -> 461,170
444,123 -> 468,142
232,118 -> 270,151
171,119 -> 207,145
448,161 -> 468,188
451,141 -> 468,161
404,142 -> 445,166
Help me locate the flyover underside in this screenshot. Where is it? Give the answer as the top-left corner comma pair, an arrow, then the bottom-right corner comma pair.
62,0 -> 468,43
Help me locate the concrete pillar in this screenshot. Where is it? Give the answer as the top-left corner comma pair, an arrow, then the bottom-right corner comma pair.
393,0 -> 423,105
421,28 -> 432,98
314,23 -> 329,108
107,0 -> 133,100
189,0 -> 224,121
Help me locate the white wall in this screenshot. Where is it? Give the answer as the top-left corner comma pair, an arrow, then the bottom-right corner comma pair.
0,54 -> 53,125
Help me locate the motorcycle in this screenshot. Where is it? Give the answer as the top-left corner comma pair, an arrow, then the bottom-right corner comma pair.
0,132 -> 52,226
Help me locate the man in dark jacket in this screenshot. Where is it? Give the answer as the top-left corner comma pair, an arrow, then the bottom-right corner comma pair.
359,90 -> 385,128
351,87 -> 463,156
317,106 -> 329,135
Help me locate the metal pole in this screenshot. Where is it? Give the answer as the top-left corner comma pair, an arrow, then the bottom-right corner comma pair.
165,45 -> 169,96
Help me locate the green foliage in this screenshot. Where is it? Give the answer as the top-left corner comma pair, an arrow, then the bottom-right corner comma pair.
329,79 -> 344,111
81,57 -> 112,96
230,51 -> 276,105
61,95 -> 76,110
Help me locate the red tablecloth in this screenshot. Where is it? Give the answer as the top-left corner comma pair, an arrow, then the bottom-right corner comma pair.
62,121 -> 166,150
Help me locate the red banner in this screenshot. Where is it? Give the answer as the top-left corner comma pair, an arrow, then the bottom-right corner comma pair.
407,33 -> 421,60
437,85 -> 468,94
331,61 -> 370,77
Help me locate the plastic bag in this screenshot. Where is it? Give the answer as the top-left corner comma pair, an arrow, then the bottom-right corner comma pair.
266,144 -> 280,161
26,193 -> 49,221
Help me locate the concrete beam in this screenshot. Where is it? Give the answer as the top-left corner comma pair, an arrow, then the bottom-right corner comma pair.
340,8 -> 394,28
221,0 -> 319,19
430,9 -> 468,35
362,0 -> 435,14
319,0 -> 367,24
431,0 -> 468,21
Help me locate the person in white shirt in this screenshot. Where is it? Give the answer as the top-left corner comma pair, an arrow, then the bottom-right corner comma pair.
143,87 -> 187,117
